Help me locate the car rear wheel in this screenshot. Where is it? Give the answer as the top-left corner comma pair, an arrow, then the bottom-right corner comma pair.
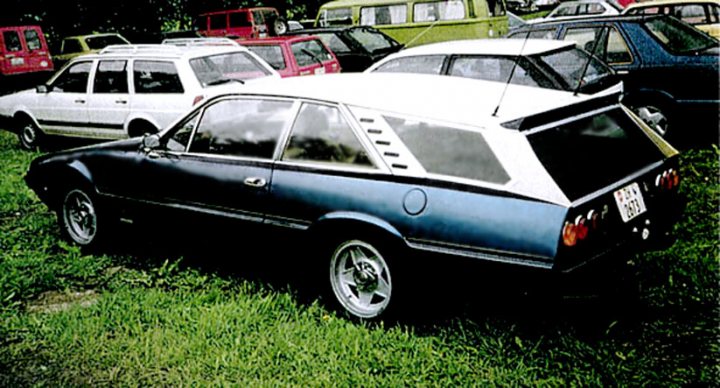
329,239 -> 394,320
17,118 -> 43,150
271,17 -> 288,36
60,188 -> 102,246
632,104 -> 670,137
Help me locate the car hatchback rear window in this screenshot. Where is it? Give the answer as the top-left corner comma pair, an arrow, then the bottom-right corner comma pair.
527,108 -> 663,200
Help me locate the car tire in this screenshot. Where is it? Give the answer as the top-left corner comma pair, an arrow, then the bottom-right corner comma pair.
17,118 -> 44,150
328,237 -> 399,320
270,17 -> 289,36
59,186 -> 107,248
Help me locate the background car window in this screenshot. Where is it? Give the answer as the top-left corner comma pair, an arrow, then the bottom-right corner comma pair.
93,60 -> 128,94
61,39 -> 83,54
563,27 -> 601,53
316,33 -> 351,53
606,29 -> 632,63
373,55 -> 445,74
676,4 -> 708,24
384,116 -> 510,184
511,29 -> 557,39
537,48 -> 610,89
3,31 -> 22,52
585,3 -> 606,15
23,29 -> 41,50
189,99 -> 293,158
166,113 -> 199,152
554,4 -> 578,16
347,28 -> 399,52
210,15 -> 226,29
246,45 -> 287,70
319,7 -> 353,26
134,60 -> 184,94
449,56 -> 542,87
413,1 -> 466,22
52,61 -> 92,93
84,35 -> 128,50
190,52 -> 272,85
230,11 -> 252,27
360,5 -> 408,25
291,40 -> 333,67
283,103 -> 373,168
709,4 -> 720,22
643,17 -> 716,53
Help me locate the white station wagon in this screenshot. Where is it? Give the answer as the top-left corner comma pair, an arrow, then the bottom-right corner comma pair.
0,42 -> 279,149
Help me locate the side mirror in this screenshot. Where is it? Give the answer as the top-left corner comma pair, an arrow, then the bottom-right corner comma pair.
36,84 -> 50,93
142,133 -> 161,150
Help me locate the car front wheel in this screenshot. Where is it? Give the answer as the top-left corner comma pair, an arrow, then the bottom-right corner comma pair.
60,188 -> 102,246
329,239 -> 394,320
17,118 -> 43,150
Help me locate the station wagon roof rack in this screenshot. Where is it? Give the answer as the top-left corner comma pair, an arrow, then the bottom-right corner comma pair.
162,37 -> 240,47
100,44 -> 183,54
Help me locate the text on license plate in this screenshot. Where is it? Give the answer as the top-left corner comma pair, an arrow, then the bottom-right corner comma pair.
614,182 -> 647,223
10,57 -> 24,66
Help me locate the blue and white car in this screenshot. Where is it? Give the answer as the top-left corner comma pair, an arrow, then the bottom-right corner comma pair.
24,73 -> 683,319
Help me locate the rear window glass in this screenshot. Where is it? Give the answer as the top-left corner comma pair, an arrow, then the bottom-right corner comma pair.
190,52 -> 272,86
643,16 -> 718,54
85,35 -> 128,50
316,33 -> 351,53
347,28 -> 399,52
24,29 -> 41,50
291,40 -> 334,67
3,31 -> 22,52
373,55 -> 445,75
527,108 -> 663,200
246,45 -> 286,70
385,116 -> 510,185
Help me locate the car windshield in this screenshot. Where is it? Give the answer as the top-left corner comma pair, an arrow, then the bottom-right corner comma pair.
527,108 -> 663,200
643,16 -> 719,54
246,44 -> 286,70
346,28 -> 399,53
190,52 -> 272,86
85,35 -> 128,50
533,47 -> 613,91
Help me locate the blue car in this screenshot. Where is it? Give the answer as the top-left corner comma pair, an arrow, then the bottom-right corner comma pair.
510,14 -> 720,144
24,73 -> 683,320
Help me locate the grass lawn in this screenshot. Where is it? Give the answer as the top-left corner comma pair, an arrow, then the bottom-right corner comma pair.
0,130 -> 717,385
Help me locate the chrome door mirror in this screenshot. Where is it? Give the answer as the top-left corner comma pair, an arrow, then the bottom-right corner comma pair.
36,84 -> 51,93
142,133 -> 161,150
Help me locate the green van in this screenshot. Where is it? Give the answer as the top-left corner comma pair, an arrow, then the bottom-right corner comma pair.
315,0 -> 508,47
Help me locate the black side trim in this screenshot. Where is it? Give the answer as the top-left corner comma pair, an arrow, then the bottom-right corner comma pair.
38,120 -> 124,130
406,238 -> 554,270
501,93 -> 621,131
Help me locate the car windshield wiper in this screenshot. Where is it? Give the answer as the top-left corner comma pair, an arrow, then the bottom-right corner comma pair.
301,48 -> 323,66
205,77 -> 244,86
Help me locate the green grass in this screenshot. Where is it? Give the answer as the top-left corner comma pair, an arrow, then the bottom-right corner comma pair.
0,130 -> 718,385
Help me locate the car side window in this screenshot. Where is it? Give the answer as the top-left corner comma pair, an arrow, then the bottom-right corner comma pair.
413,1 -> 465,22
24,29 -> 41,50
210,14 -> 226,30
282,103 -> 374,168
230,11 -> 251,27
360,5 -> 408,25
510,29 -> 556,40
317,33 -> 351,53
384,116 -> 510,184
166,113 -> 200,152
51,61 -> 92,93
709,4 -> 720,23
93,60 -> 128,94
3,31 -> 22,52
676,4 -> 709,24
449,56 -> 543,88
189,98 -> 294,159
606,28 -> 632,64
373,55 -> 445,74
133,60 -> 184,94
62,39 -> 83,54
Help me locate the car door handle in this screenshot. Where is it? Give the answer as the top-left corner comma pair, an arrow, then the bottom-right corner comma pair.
74,99 -> 86,104
115,99 -> 127,104
244,177 -> 266,188
616,70 -> 629,75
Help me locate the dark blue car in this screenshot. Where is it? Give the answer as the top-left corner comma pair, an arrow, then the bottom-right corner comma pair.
510,15 -> 719,144
24,74 -> 684,320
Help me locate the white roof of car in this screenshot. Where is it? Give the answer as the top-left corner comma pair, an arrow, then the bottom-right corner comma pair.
239,73 -> 602,127
87,44 -> 254,60
377,39 -> 575,57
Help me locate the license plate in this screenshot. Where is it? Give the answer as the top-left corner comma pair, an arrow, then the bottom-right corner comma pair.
314,67 -> 326,75
614,182 -> 647,223
10,57 -> 24,66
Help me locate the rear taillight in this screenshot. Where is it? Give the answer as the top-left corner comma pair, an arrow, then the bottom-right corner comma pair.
562,207 -> 606,247
193,95 -> 204,106
655,168 -> 680,191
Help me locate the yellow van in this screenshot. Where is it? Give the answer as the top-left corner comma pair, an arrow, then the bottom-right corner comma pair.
315,0 -> 509,47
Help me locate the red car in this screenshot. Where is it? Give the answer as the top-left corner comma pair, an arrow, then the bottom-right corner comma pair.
196,7 -> 288,39
240,36 -> 341,77
0,26 -> 54,91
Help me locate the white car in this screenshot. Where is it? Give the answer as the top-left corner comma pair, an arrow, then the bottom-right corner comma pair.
0,41 -> 279,149
365,39 -> 620,95
534,0 -> 622,22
